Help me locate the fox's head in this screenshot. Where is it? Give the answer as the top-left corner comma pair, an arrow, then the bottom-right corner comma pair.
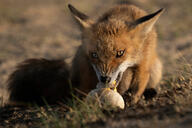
68,4 -> 163,88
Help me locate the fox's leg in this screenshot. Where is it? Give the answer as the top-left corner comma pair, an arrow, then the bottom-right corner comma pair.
132,58 -> 162,103
132,66 -> 150,104
147,58 -> 162,89
117,68 -> 133,95
143,58 -> 162,99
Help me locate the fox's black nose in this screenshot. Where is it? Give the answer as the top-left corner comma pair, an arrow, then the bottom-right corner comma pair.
100,76 -> 111,83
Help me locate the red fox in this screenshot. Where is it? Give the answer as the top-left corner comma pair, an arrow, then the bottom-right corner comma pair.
69,4 -> 163,103
7,4 -> 163,105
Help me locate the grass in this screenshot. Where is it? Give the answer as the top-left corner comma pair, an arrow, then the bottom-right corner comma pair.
37,95 -> 107,128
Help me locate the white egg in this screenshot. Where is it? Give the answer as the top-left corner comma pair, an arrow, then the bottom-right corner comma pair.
86,88 -> 125,109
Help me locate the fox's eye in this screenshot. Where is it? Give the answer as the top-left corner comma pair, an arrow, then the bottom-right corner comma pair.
116,50 -> 125,58
91,52 -> 98,59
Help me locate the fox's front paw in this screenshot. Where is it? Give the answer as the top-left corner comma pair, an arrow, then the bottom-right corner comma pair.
127,95 -> 140,106
132,95 -> 140,104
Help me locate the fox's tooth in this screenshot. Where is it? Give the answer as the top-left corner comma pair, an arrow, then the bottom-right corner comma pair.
112,80 -> 117,92
112,80 -> 116,85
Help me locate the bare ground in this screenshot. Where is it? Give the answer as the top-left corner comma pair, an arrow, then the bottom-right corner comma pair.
0,0 -> 192,127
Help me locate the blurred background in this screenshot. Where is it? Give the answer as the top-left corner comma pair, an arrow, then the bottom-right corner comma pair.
0,0 -> 191,100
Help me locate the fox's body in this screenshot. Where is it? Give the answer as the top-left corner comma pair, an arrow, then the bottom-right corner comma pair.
7,4 -> 163,105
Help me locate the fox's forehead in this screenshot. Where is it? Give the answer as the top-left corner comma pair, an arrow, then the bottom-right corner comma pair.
88,23 -> 134,50
92,20 -> 128,38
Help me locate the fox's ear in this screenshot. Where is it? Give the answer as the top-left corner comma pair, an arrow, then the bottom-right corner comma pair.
132,8 -> 164,35
68,4 -> 93,29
